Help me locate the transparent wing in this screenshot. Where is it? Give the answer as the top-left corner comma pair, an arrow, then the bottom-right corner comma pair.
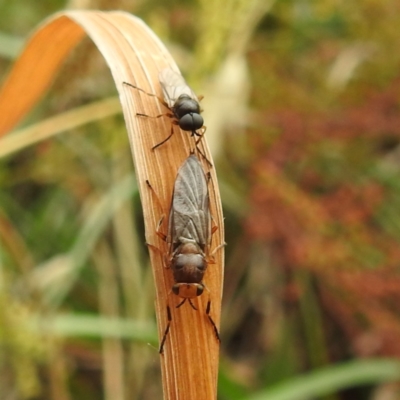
159,68 -> 199,108
168,155 -> 211,247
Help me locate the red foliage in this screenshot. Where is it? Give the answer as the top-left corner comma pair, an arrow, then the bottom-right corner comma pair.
246,77 -> 400,358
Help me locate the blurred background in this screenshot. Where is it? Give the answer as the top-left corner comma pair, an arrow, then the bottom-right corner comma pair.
1,0 -> 400,399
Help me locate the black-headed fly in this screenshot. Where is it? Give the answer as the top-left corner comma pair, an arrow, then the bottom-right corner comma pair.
124,69 -> 209,163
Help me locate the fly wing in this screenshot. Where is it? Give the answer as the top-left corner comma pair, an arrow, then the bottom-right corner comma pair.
159,68 -> 199,108
168,155 -> 211,248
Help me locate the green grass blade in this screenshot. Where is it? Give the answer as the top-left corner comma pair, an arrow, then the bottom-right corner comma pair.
246,359 -> 400,400
29,313 -> 157,344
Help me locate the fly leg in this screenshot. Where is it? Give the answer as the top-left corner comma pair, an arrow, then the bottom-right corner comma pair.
204,213 -> 225,263
145,180 -> 164,211
152,120 -> 179,150
176,297 -> 198,310
145,181 -> 167,241
195,145 -> 213,168
191,126 -> 212,167
136,111 -> 174,119
123,81 -> 181,150
206,300 -> 221,343
194,126 -> 207,145
145,180 -> 169,267
159,305 -> 172,354
135,109 -> 180,151
124,81 -> 178,149
206,242 -> 226,265
200,284 -> 221,343
123,81 -> 167,108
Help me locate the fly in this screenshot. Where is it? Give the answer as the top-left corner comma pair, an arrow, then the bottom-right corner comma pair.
147,155 -> 220,353
124,69 -> 210,164
158,68 -> 204,144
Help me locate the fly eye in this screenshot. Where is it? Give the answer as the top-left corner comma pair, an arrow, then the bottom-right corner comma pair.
172,285 -> 180,296
196,285 -> 204,296
179,113 -> 203,131
172,283 -> 204,297
173,258 -> 185,270
198,263 -> 206,272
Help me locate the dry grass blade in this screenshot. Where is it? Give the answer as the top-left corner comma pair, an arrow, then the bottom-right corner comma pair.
0,97 -> 121,158
0,10 -> 224,400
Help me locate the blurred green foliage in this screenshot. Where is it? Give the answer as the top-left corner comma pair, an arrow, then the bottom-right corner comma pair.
1,0 -> 400,399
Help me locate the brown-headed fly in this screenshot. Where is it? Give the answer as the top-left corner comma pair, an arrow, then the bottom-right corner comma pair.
147,155 -> 221,353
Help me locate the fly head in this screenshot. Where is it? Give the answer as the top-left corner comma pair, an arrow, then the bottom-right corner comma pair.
173,95 -> 203,131
171,251 -> 207,283
178,113 -> 204,132
172,282 -> 204,298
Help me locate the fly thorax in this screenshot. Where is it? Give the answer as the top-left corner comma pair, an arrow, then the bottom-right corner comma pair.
174,95 -> 201,117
